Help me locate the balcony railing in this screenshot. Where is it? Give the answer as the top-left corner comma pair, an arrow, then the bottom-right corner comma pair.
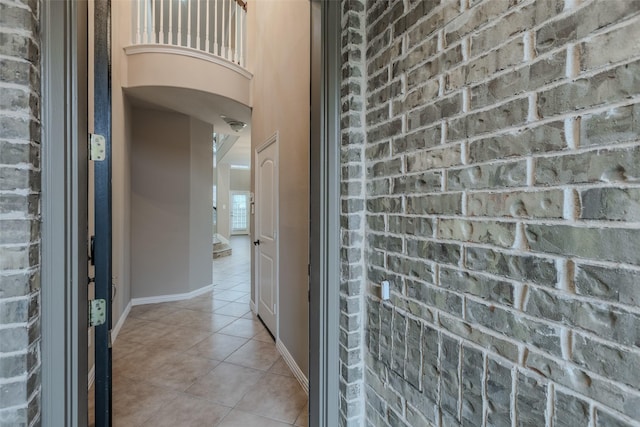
133,0 -> 247,68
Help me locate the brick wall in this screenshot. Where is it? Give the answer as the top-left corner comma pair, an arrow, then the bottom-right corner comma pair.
340,1 -> 368,425
0,0 -> 42,425
345,0 -> 640,426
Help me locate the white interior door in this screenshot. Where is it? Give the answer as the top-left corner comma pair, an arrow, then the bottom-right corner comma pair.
255,136 -> 278,336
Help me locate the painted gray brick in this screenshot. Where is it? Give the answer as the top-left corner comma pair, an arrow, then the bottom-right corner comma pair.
465,247 -> 556,286
352,1 -> 640,426
596,409 -> 635,427
486,358 -> 512,427
574,264 -> 640,307
467,120 -> 566,163
526,224 -> 640,266
447,161 -> 527,191
468,189 -> 564,219
437,218 -> 516,248
466,300 -> 562,356
461,346 -> 483,426
553,389 -> 590,427
573,334 -> 640,389
580,187 -> 640,222
439,335 -> 460,420
536,1 -> 640,54
516,373 -> 547,427
439,266 -> 514,306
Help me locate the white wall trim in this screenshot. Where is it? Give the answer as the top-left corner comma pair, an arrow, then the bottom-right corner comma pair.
123,44 -> 253,79
111,300 -> 132,343
88,365 -> 95,390
131,284 -> 214,306
250,300 -> 257,314
276,339 -> 309,396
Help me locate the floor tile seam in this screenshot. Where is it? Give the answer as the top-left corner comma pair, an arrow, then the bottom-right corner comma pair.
182,369 -> 267,408
233,404 -> 299,426
216,358 -> 277,374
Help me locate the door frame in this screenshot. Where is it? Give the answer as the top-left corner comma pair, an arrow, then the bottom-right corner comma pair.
309,1 -> 341,425
254,133 -> 280,338
40,0 -> 343,425
41,1 -> 89,426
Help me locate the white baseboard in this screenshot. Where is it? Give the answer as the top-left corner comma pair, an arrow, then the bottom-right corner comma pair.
131,284 -> 214,306
250,300 -> 257,314
88,365 -> 95,390
111,300 -> 132,343
276,339 -> 309,395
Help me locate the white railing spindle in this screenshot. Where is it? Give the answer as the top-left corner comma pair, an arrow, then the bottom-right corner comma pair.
213,0 -> 218,55
205,0 -> 210,52
132,0 -> 247,69
227,0 -> 232,60
159,0 -> 164,44
151,0 -> 156,43
238,3 -> 244,67
234,2 -> 238,63
136,0 -> 142,43
222,0 -> 226,58
143,0 -> 148,43
168,0 -> 173,44
177,0 -> 182,46
187,0 -> 192,47
197,0 -> 201,50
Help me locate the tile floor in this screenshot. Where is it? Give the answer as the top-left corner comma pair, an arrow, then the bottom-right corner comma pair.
90,236 -> 308,427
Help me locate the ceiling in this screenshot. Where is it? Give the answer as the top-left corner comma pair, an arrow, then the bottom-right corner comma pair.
125,86 -> 252,167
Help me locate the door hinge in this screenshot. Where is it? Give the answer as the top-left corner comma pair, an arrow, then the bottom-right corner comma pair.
89,134 -> 106,161
89,299 -> 107,327
108,330 -> 113,349
273,304 -> 277,314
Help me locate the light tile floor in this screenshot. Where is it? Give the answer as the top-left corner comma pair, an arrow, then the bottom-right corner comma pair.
90,236 -> 308,427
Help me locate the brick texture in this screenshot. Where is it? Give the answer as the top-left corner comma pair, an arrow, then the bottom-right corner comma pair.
341,0 -> 640,426
340,1 -> 368,425
0,0 -> 42,425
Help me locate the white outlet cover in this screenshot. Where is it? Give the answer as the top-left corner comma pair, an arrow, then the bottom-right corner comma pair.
381,280 -> 390,300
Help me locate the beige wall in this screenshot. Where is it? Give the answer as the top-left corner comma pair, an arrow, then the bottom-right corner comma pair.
248,0 -> 310,376
131,108 -> 213,298
230,168 -> 251,191
189,117 -> 215,292
112,0 -> 134,322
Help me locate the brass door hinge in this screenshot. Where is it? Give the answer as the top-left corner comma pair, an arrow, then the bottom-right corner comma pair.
89,134 -> 106,161
89,299 -> 107,327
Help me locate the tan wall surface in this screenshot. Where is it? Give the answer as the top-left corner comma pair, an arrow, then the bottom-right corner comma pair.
131,108 -> 192,298
230,168 -> 251,191
112,0 -> 133,323
189,117 -> 214,292
248,0 -> 310,376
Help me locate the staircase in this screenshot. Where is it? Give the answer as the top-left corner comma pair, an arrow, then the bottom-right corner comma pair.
213,235 -> 232,259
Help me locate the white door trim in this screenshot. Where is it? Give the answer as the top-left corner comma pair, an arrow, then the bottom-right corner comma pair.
255,132 -> 279,339
41,1 -> 89,425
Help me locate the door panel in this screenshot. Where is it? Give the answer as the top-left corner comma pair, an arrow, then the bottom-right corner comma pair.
256,137 -> 278,335
93,0 -> 113,425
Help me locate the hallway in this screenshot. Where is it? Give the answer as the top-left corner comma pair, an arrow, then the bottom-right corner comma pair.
94,236 -> 308,426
